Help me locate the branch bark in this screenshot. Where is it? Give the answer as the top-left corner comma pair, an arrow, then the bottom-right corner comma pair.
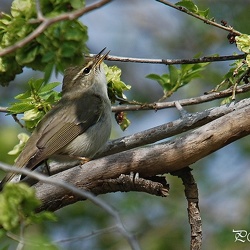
34,103 -> 250,211
105,53 -> 245,65
172,168 -> 202,250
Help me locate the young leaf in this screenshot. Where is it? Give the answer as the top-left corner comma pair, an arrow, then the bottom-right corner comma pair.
8,133 -> 29,156
104,64 -> 131,103
236,34 -> 250,66
7,102 -> 34,114
176,0 -> 210,18
176,0 -> 198,13
147,61 -> 210,98
40,82 -> 61,93
0,183 -> 56,231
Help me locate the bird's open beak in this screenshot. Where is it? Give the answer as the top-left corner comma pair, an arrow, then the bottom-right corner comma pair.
94,48 -> 110,67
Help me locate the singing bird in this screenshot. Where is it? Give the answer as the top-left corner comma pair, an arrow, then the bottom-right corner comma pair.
0,48 -> 112,190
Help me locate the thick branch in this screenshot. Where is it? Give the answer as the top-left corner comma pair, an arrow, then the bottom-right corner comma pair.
100,98 -> 250,157
34,104 -> 250,211
172,168 -> 202,250
48,98 -> 250,176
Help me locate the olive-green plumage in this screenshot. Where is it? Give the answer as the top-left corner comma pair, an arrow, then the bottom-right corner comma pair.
0,49 -> 111,189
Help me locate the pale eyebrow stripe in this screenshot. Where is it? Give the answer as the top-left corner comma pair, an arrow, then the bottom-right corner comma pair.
72,61 -> 94,82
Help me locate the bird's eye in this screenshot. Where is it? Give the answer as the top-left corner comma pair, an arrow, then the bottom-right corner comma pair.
83,67 -> 91,74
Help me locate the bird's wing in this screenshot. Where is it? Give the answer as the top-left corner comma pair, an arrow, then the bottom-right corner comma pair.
0,94 -> 103,187
30,93 -> 104,167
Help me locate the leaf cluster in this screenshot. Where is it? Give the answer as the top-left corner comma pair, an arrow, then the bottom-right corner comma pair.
0,0 -> 88,85
147,62 -> 210,99
0,183 -> 56,232
105,64 -> 131,130
7,78 -> 61,131
236,34 -> 250,67
105,64 -> 131,103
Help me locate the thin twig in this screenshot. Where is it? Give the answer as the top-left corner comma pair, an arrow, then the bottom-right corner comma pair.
156,0 -> 241,36
0,0 -> 112,57
98,97 -> 250,158
104,54 -> 245,65
0,106 -> 8,113
1,83 -> 250,115
16,222 -> 25,250
0,162 -> 140,250
54,226 -> 117,244
111,83 -> 250,112
11,114 -> 24,128
7,226 -> 118,246
35,0 -> 45,21
34,103 -> 250,211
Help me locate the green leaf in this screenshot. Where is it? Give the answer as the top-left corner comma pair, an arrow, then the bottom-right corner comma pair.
70,0 -> 85,9
147,60 -> 210,98
8,78 -> 61,131
7,102 -> 34,114
1,1 -> 89,85
246,54 -> 250,67
42,51 -> 55,63
40,82 -> 61,93
146,73 -> 170,89
64,23 -> 88,41
22,109 -> 43,121
176,0 -> 210,18
61,42 -> 77,57
0,56 -> 23,86
0,183 -> 56,231
8,133 -> 29,156
104,64 -> 131,103
176,0 -> 198,13
15,90 -> 31,100
146,74 -> 161,81
11,0 -> 36,18
44,63 -> 54,83
221,97 -> 232,105
29,78 -> 44,91
236,34 -> 250,66
169,65 -> 179,85
198,8 -> 209,18
236,34 -> 250,54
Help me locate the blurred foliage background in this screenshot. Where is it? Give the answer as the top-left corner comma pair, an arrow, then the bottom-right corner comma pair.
0,0 -> 250,249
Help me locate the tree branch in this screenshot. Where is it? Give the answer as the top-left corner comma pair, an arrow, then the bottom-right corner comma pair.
172,167 -> 202,250
0,161 -> 140,250
105,53 -> 245,65
32,103 -> 250,211
1,83 -> 250,115
112,83 -> 250,112
156,0 -> 241,36
8,98 -> 250,176
99,98 -> 250,157
0,0 -> 112,57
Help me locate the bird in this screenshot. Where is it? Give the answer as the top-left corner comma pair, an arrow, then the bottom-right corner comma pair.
0,48 -> 112,190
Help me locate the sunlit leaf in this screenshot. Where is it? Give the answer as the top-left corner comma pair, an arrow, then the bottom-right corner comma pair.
0,183 -> 56,231
8,133 -> 29,156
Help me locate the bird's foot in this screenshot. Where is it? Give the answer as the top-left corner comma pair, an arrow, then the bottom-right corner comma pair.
68,154 -> 90,165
